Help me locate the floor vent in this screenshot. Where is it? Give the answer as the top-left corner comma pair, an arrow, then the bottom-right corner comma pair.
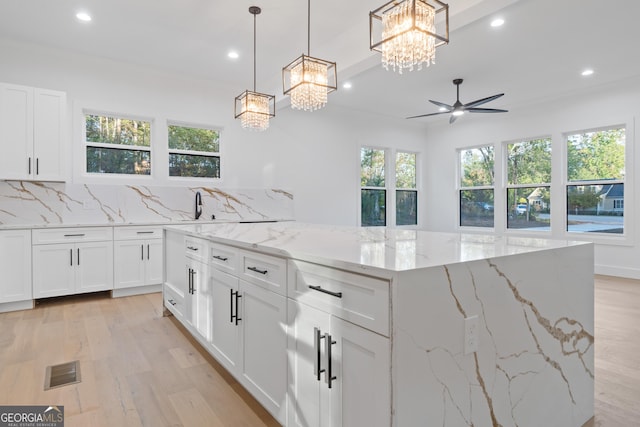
44,360 -> 81,390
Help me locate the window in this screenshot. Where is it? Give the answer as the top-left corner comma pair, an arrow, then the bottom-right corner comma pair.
85,113 -> 151,175
361,147 -> 386,226
396,152 -> 417,226
506,137 -> 551,231
459,146 -> 494,228
168,123 -> 220,178
566,126 -> 625,234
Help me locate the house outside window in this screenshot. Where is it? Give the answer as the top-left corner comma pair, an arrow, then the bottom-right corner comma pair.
566,126 -> 625,234
85,113 -> 151,175
459,145 -> 494,228
505,137 -> 551,231
168,123 -> 220,178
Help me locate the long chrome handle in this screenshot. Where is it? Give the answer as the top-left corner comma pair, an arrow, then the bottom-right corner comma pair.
324,332 -> 337,388
36,158 -> 39,175
187,268 -> 192,294
235,292 -> 242,325
77,248 -> 80,265
64,234 -> 85,237
191,270 -> 196,293
70,248 -> 73,266
309,285 -> 342,298
141,244 -> 144,261
247,266 -> 268,275
212,255 -> 229,262
136,231 -> 155,234
230,289 -> 235,323
314,327 -> 325,381
147,244 -> 150,260
28,157 -> 31,174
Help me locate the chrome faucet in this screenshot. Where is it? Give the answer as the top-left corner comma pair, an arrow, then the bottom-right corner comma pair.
195,191 -> 202,220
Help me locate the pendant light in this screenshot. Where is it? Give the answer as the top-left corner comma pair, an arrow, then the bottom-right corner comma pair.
234,6 -> 275,131
369,0 -> 449,74
282,0 -> 337,111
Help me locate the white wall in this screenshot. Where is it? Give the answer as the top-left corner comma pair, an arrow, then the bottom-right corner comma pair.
423,77 -> 640,279
0,37 -> 428,227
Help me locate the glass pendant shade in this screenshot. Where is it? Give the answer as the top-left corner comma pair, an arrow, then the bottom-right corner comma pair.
370,0 -> 449,74
283,54 -> 337,111
234,90 -> 275,131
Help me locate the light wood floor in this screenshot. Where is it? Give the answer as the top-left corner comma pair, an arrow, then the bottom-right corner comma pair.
0,275 -> 638,427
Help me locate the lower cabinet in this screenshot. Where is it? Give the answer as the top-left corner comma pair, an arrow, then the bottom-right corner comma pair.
114,226 -> 163,290
0,229 -> 32,304
287,300 -> 390,427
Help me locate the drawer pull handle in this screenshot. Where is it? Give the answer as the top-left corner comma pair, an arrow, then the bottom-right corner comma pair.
213,255 -> 229,262
187,246 -> 199,251
309,285 -> 343,298
168,299 -> 176,306
137,231 -> 155,234
64,233 -> 85,237
247,266 -> 268,275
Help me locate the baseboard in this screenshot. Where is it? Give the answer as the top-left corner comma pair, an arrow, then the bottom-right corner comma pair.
595,264 -> 640,280
111,284 -> 162,298
0,299 -> 34,313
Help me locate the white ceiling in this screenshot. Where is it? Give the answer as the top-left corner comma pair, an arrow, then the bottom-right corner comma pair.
1,0 -> 639,122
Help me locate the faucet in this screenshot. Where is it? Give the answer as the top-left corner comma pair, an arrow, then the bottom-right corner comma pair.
195,191 -> 202,220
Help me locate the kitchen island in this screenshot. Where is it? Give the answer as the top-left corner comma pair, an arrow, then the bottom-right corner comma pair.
162,222 -> 594,427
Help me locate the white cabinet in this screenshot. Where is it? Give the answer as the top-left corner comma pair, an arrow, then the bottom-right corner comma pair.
114,226 -> 163,290
0,229 -> 32,304
287,262 -> 391,427
32,227 -> 113,298
0,83 -> 66,181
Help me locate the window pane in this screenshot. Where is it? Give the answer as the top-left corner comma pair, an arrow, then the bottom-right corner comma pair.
567,184 -> 623,234
86,147 -> 150,175
361,189 -> 386,226
169,153 -> 220,178
396,190 -> 417,225
168,125 -> 220,153
396,152 -> 416,189
361,148 -> 385,187
85,114 -> 150,147
460,189 -> 494,227
460,146 -> 494,187
507,186 -> 550,230
567,128 -> 625,181
507,138 -> 551,185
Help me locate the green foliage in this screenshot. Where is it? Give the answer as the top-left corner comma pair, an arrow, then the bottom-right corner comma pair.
460,146 -> 494,187
396,190 -> 417,225
168,125 -> 219,153
86,147 -> 150,175
361,189 -> 386,226
567,128 -> 625,181
507,138 -> 551,184
567,187 -> 600,210
85,114 -> 150,147
361,148 -> 385,187
169,153 -> 220,178
395,152 -> 416,189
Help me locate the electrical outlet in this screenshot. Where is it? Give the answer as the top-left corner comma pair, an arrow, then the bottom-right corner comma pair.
464,315 -> 479,355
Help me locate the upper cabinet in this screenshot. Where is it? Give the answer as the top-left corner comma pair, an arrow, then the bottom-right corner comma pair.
0,82 -> 67,181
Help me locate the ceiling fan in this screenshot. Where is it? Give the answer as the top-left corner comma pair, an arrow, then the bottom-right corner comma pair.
407,78 -> 508,124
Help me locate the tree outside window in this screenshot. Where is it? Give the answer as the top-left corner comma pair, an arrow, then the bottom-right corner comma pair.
459,146 -> 494,228
396,152 -> 417,226
361,148 -> 386,226
168,123 -> 220,178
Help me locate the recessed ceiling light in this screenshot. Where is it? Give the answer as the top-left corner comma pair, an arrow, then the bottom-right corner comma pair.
490,18 -> 504,27
343,82 -> 352,89
227,51 -> 239,59
581,69 -> 594,76
76,12 -> 92,22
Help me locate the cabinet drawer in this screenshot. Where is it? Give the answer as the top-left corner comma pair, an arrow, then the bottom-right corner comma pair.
32,227 -> 113,244
164,283 -> 184,319
114,226 -> 163,240
184,236 -> 206,262
240,250 -> 287,296
288,260 -> 390,336
209,242 -> 239,273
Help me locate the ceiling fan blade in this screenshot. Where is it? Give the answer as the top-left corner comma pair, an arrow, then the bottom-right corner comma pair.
428,100 -> 453,110
406,112 -> 450,119
449,114 -> 458,124
463,93 -> 504,108
466,107 -> 509,113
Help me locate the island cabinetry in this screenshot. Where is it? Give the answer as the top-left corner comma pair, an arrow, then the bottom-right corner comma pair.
113,226 -> 163,292
0,83 -> 66,181
185,236 -> 210,337
0,229 -> 32,308
32,227 -> 113,298
287,260 -> 391,427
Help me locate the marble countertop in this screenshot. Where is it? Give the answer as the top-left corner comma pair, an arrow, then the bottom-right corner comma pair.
165,222 -> 591,274
0,218 -> 292,230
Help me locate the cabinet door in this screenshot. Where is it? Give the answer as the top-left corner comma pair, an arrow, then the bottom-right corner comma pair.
329,316 -> 390,427
32,243 -> 75,298
0,230 -> 32,303
145,239 -> 163,284
114,240 -> 145,289
0,83 -> 33,180
240,280 -> 288,424
210,269 -> 241,372
33,88 -> 65,181
192,259 -> 211,342
76,241 -> 114,293
287,300 -> 331,427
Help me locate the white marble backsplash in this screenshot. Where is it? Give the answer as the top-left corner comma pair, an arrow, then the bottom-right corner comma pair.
0,181 -> 293,226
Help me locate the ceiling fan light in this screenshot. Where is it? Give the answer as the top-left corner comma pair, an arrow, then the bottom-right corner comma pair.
369,0 -> 449,74
452,110 -> 464,116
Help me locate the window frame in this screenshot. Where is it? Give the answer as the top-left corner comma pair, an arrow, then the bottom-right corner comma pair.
167,120 -> 222,180
457,144 -> 495,230
395,150 -> 418,227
